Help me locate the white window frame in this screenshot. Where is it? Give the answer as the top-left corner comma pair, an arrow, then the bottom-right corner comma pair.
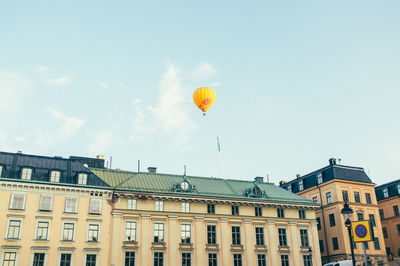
125,221 -> 137,242
383,188 -> 389,198
312,196 -> 318,203
64,197 -> 78,213
35,220 -> 50,241
153,222 -> 165,243
326,192 -> 332,204
87,223 -> 100,242
397,184 -> 400,195
21,167 -> 32,180
181,202 -> 190,213
30,249 -> 48,266
287,185 -> 292,192
39,195 -> 53,212
1,250 -> 19,266
61,221 -> 76,241
84,252 -> 99,266
317,173 -> 323,184
128,199 -> 137,210
89,198 -> 102,214
6,219 -> 22,240
0,165 -> 3,177
299,180 -> 304,191
10,193 -> 26,210
57,252 -> 73,266
180,223 -> 191,243
50,170 -> 60,182
155,200 -> 164,211
78,173 -> 88,185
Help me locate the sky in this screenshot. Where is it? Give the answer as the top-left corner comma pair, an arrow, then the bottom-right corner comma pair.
0,1 -> 399,186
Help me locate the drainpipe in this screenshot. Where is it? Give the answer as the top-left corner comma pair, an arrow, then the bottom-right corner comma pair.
318,184 -> 330,262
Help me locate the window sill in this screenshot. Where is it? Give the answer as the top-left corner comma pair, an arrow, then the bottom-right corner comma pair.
34,239 -> 48,242
5,238 -> 19,241
88,213 -> 101,216
152,242 -> 166,250
206,244 -> 219,252
123,241 -> 138,245
38,210 -> 52,213
230,244 -> 244,252
86,241 -> 99,244
60,240 -> 74,242
8,209 -> 24,211
63,212 -> 78,214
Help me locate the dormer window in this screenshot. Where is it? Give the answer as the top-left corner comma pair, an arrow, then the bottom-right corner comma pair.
78,173 -> 87,185
0,165 -> 3,177
383,188 -> 389,198
50,171 -> 60,182
287,185 -> 292,192
317,173 -> 323,184
397,184 -> 400,195
299,180 -> 304,191
21,168 -> 32,180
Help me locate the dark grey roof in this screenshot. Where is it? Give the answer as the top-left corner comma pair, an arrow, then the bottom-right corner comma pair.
0,151 -> 109,187
375,179 -> 400,201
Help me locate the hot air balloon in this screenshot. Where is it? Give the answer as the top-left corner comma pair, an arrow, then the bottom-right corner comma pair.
193,87 -> 216,115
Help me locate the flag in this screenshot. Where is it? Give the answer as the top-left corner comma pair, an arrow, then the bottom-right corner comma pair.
217,136 -> 221,152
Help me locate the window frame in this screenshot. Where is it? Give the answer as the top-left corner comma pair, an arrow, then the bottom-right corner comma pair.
342,190 -> 349,202
35,220 -> 50,240
125,251 -> 135,266
365,193 -> 372,204
231,226 -> 241,245
326,192 -> 332,204
233,253 -> 242,266
180,224 -> 191,244
87,223 -> 100,242
231,205 -> 239,216
153,252 -> 164,266
61,222 -> 75,242
9,193 -> 26,210
299,209 -> 306,219
127,199 -> 137,210
255,207 -> 262,217
329,213 -> 335,227
277,208 -> 285,218
208,253 -> 217,266
181,202 -> 190,213
153,223 -> 165,243
64,197 -> 78,213
50,170 -> 61,182
21,167 -> 33,180
206,225 -> 217,245
89,198 -> 102,214
125,221 -> 137,242
155,200 -> 164,211
181,252 -> 191,266
354,191 -> 361,203
78,173 -> 88,185
332,237 -> 339,250
383,188 -> 389,198
278,228 -> 287,246
255,227 -> 265,246
6,219 -> 22,240
2,251 -> 17,266
394,205 -> 400,216
39,194 -> 53,212
59,253 -> 72,266
207,204 -> 215,214
85,254 -> 97,266
300,229 -> 309,247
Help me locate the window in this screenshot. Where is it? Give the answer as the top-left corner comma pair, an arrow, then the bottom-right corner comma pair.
300,229 -> 309,247
357,213 -> 364,221
86,254 -> 96,266
312,196 -> 318,203
326,192 -> 332,204
50,170 -> 60,182
207,225 -> 216,244
89,198 -> 102,214
62,223 -> 75,241
60,254 -> 72,266
78,173 -> 88,184
255,227 -> 265,246
379,209 -> 384,220
383,188 -> 389,198
299,180 -> 304,191
232,205 -> 239,215
180,224 -> 191,243
182,253 -> 191,266
155,201 -> 164,211
182,202 -> 190,213
87,224 -> 99,242
277,208 -> 285,218
125,221 -> 136,242
316,217 -> 321,230
7,220 -> 21,239
374,238 -> 380,250
257,254 -> 266,266
278,228 -> 287,246
319,240 -> 324,253
125,252 -> 135,266
64,197 -> 78,213
342,190 -> 349,202
398,184 -> 400,195
299,210 -> 306,219
365,193 -> 372,204
354,192 -> 360,203
128,199 -> 137,210
329,214 -> 335,227
233,254 -> 242,266
2,252 -> 16,266
10,193 -> 26,210
39,195 -> 53,211
153,223 -> 164,243
207,204 -> 215,214
208,253 -> 217,266
231,226 -> 241,245
369,214 -> 376,226
33,253 -> 45,266
398,248 -> 400,257
317,173 -> 323,184
36,221 -> 49,240
154,252 -> 163,266
281,254 -> 289,266
397,224 -> 400,236
332,237 -> 339,250
382,228 -> 388,238
255,207 -> 262,217
363,242 -> 369,250
386,247 -> 391,255
394,205 -> 399,216
21,168 -> 32,180
287,185 -> 292,192
0,165 -> 3,177
303,255 -> 312,266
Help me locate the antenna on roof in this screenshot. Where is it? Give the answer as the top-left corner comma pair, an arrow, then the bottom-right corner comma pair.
338,158 -> 341,164
267,174 -> 269,183
110,156 -> 112,169
138,160 -> 140,172
184,165 -> 187,176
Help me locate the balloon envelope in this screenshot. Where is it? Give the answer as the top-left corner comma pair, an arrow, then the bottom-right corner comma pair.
193,87 -> 216,114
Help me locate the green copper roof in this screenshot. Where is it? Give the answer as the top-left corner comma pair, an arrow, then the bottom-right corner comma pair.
89,168 -> 313,204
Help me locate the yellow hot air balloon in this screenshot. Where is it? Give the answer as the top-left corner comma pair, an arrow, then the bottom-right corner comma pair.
193,87 -> 216,115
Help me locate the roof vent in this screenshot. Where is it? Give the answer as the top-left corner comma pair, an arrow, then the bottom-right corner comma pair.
254,176 -> 264,183
148,167 -> 157,173
17,151 -> 22,154
329,158 -> 337,165
296,174 -> 301,179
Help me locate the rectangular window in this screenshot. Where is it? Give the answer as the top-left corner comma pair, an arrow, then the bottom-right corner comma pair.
0,165 -> 3,177
231,226 -> 241,245
10,193 -> 26,210
299,180 -> 304,191
319,240 -> 324,253
394,205 -> 400,216
369,214 -> 376,226
398,248 -> 400,257
50,170 -> 60,182
7,220 -> 21,239
398,184 -> 400,195
357,213 -> 364,221
255,227 -> 265,246
354,192 -> 360,203
128,199 -> 137,210
182,253 -> 191,266
379,209 -> 384,220
332,237 -> 339,250
278,228 -> 287,246
207,204 -> 215,214
2,252 -> 16,266
255,207 -> 262,217
363,242 -> 369,250
232,205 -> 239,215
277,208 -> 284,218
155,201 -> 164,211
300,229 -> 309,247
182,202 -> 190,213
21,168 -> 32,180
383,228 -> 388,238
383,188 -> 389,198
78,173 -> 87,184
60,253 -> 72,266
281,254 -> 289,266
342,190 -> 349,202
36,221 -> 49,240
257,254 -> 266,266
299,209 -> 306,219
208,253 -> 217,266
125,221 -> 137,242
86,254 -> 96,266
33,253 -> 45,266
312,196 -> 318,203
89,198 -> 102,214
397,224 -> 400,236
316,217 -> 321,230
153,223 -> 164,243
207,225 -> 217,244
125,252 -> 135,266
365,193 -> 372,204
154,252 -> 163,266
62,223 -> 75,241
374,238 -> 380,250
287,185 -> 292,192
233,254 -> 242,266
329,214 -> 335,227
180,224 -> 191,243
39,195 -> 53,211
326,192 -> 332,204
303,255 -> 312,266
64,197 -> 78,213
87,224 -> 99,242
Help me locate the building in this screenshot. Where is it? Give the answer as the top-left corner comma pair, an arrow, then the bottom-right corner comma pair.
375,179 -> 400,263
280,158 -> 388,265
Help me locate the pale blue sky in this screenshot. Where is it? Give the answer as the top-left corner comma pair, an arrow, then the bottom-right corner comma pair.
1,1 -> 399,185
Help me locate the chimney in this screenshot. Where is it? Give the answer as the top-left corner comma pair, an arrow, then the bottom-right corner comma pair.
148,167 -> 157,173
279,180 -> 287,186
254,176 -> 264,183
329,158 -> 337,165
296,174 -> 301,179
96,155 -> 104,160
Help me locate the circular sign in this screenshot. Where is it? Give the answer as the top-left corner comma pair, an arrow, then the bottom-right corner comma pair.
355,224 -> 367,238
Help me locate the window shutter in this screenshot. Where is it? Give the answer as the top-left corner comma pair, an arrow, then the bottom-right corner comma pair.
39,195 -> 53,211
89,199 -> 102,214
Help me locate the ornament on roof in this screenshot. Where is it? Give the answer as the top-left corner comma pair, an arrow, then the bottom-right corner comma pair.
172,175 -> 197,193
245,181 -> 266,198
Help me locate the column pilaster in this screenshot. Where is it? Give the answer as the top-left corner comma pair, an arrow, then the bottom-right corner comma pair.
267,219 -> 278,266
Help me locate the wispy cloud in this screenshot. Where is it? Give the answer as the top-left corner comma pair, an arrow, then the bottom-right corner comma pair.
120,82 -> 127,88
191,62 -> 217,81
130,99 -> 154,140
89,129 -> 113,154
98,82 -> 109,89
0,69 -> 31,115
35,66 -> 48,77
47,76 -> 70,85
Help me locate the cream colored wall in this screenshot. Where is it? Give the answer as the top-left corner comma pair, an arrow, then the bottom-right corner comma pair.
378,197 -> 400,256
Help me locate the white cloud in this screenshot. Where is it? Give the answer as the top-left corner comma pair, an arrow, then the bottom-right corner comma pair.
120,82 -> 127,88
191,62 -> 217,81
130,99 -> 154,140
98,82 -> 109,89
89,129 -> 113,154
35,66 -> 48,77
47,76 -> 70,85
0,69 -> 31,112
